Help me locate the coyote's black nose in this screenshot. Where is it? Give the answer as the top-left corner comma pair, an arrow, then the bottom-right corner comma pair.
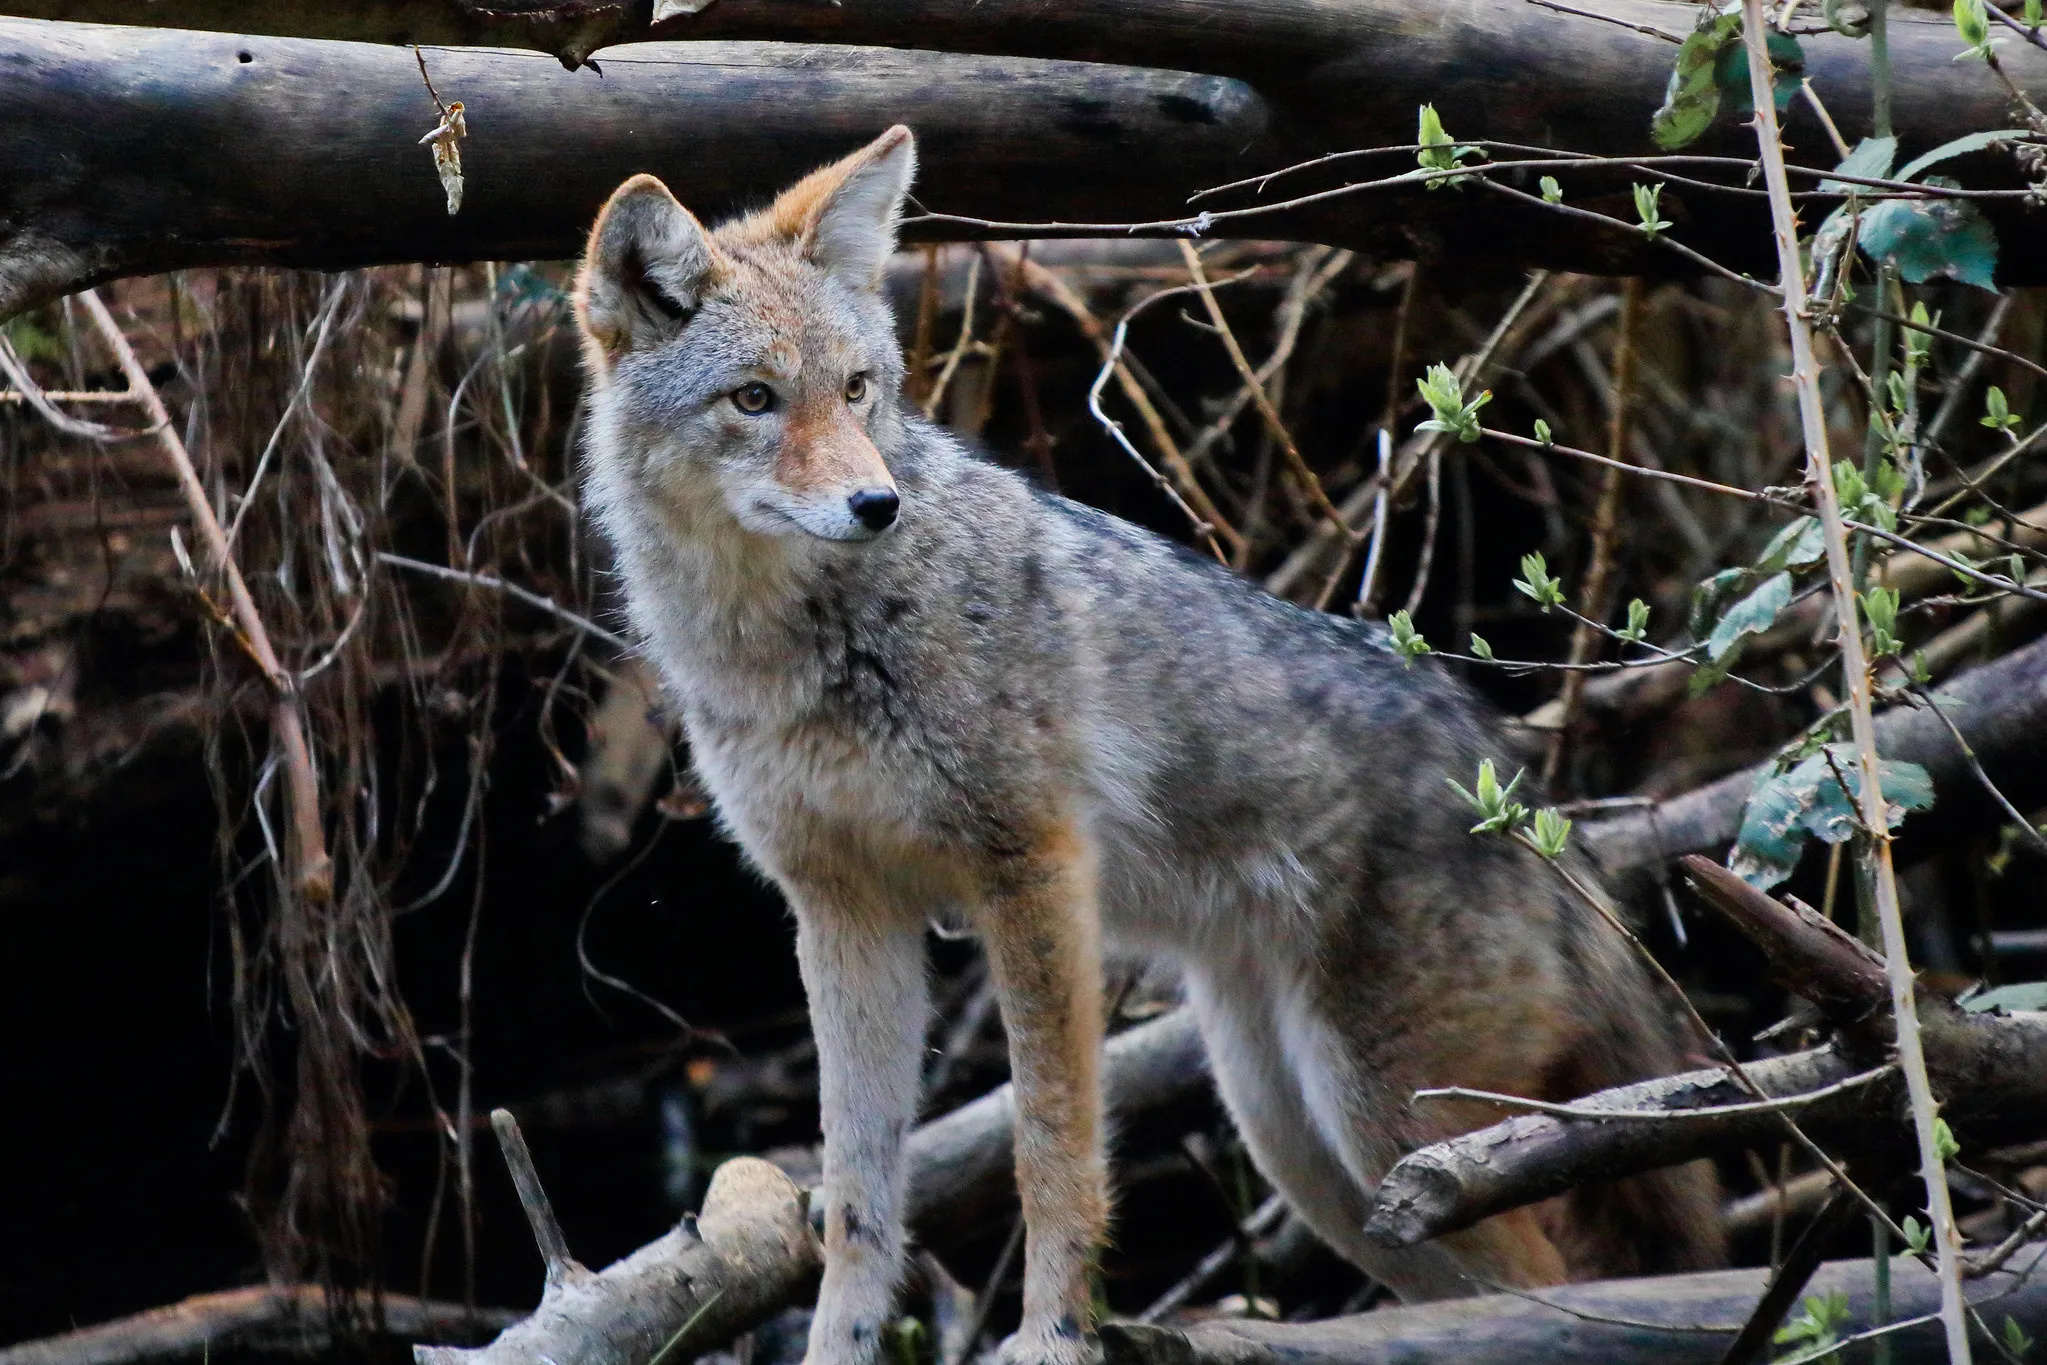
849,488 -> 900,531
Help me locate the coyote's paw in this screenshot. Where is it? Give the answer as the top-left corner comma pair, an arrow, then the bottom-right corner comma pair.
994,1322 -> 1101,1365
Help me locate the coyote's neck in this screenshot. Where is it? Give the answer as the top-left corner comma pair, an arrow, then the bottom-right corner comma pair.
620,496 -> 835,721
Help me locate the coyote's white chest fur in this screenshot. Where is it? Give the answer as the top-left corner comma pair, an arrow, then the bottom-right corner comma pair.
575,126 -> 1721,1365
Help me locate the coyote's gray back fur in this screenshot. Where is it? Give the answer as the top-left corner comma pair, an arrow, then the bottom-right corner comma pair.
577,128 -> 1720,1365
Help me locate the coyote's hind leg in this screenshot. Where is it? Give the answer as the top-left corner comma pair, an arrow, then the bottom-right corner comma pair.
1183,965 -> 1474,1302
978,817 -> 1108,1365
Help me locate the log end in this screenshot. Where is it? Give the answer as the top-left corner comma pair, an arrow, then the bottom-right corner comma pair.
699,1155 -> 824,1280
1363,1152 -> 1463,1248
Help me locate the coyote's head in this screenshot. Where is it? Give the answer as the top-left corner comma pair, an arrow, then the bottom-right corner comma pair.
575,127 -> 917,543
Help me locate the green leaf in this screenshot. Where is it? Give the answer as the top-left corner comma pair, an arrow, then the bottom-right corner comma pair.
1690,567 -> 1748,638
1731,746 -> 1936,889
1417,104 -> 1477,187
1902,1214 -> 1931,1255
1893,128 -> 2036,183
1707,571 -> 1792,661
1469,632 -> 1496,661
1531,807 -> 1573,859
1757,516 -> 1827,572
1514,551 -> 1566,611
1539,175 -> 1563,203
1388,609 -> 1431,666
1633,182 -> 1673,238
1959,980 -> 2047,1013
1956,0 -> 1991,49
1715,27 -> 1804,115
1819,135 -> 1898,195
2006,1314 -> 2035,1360
2028,0 -> 2044,27
1651,14 -> 1738,150
1859,182 -> 1998,290
1448,759 -> 1530,835
1618,597 -> 1651,644
1533,417 -> 1553,444
1983,385 -> 2021,432
1933,1116 -> 1960,1161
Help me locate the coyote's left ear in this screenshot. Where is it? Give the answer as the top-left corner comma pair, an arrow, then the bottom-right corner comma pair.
776,125 -> 917,291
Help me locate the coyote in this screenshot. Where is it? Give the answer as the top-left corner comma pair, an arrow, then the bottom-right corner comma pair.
574,127 -> 1721,1365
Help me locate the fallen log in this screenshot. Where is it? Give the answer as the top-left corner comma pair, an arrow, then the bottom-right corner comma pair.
4,3 -> 2044,322
413,1012 -> 1207,1364
0,1287 -> 514,1365
1581,630 -> 2047,877
1100,1255 -> 2047,1365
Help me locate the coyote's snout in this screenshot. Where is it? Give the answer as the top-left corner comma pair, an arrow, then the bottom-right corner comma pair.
577,127 -> 1722,1365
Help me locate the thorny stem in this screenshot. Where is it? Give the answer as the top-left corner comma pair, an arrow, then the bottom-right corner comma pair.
1739,3 -> 1973,1359
78,288 -> 334,904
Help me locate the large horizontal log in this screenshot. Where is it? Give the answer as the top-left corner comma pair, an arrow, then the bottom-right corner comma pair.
3,3 -> 2044,322
1581,630 -> 2047,878
1102,1255 -> 2047,1365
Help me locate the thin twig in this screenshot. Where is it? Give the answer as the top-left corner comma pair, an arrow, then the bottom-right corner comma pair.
377,552 -> 631,653
1177,242 -> 1359,541
488,1108 -> 581,1290
1411,1064 -> 1894,1122
79,288 -> 334,903
1545,278 -> 1642,786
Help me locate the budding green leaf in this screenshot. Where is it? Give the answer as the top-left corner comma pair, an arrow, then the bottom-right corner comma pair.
1514,551 -> 1567,612
1982,384 -> 2021,433
1414,362 -> 1492,444
1388,609 -> 1431,666
1619,598 -> 1651,644
1447,759 -> 1530,835
1911,649 -> 1933,685
1539,175 -> 1563,204
2028,0 -> 2044,27
1633,182 -> 1674,238
1861,586 -> 1903,657
2005,1315 -> 2034,1360
1902,1214 -> 1932,1255
1933,1116 -> 1960,1162
1533,417 -> 1553,445
1531,807 -> 1573,860
1417,104 -> 1477,187
1469,632 -> 1496,661
2013,554 -> 2029,589
1905,301 -> 1935,367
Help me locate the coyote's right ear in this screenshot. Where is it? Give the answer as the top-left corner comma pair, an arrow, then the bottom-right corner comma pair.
576,174 -> 719,364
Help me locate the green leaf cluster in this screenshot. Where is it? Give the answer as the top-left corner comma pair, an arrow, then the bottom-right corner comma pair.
1416,104 -> 1479,188
1446,761 -> 1576,859
1415,362 -> 1491,443
1774,1290 -> 1850,1364
1514,552 -> 1566,611
1650,11 -> 1803,151
1387,609 -> 1431,667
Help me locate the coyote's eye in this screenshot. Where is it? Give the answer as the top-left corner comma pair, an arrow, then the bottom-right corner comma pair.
844,374 -> 869,404
731,383 -> 775,415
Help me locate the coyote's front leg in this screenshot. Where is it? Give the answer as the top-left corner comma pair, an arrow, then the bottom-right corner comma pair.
794,904 -> 929,1365
979,820 -> 1108,1365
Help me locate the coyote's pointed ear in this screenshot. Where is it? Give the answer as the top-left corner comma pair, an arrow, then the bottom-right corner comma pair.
772,125 -> 917,291
576,174 -> 719,363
